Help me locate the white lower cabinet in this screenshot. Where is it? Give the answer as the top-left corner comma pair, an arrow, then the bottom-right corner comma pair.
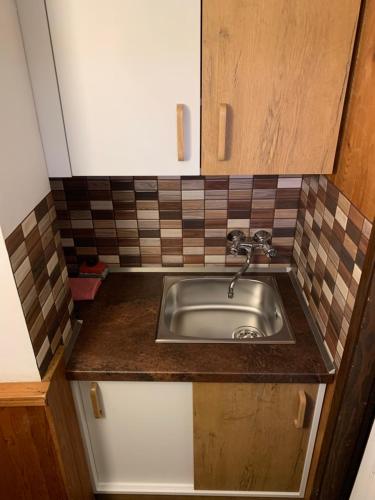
72,381 -> 326,497
71,381 -> 194,493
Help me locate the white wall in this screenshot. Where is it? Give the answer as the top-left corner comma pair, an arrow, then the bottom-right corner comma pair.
0,0 -> 50,239
0,227 -> 40,381
350,420 -> 375,500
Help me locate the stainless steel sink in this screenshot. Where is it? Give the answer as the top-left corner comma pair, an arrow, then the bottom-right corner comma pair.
156,276 -> 295,344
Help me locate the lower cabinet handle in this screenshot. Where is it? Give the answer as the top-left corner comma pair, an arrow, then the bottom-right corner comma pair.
90,382 -> 104,419
294,390 -> 307,429
218,103 -> 228,161
177,104 -> 185,161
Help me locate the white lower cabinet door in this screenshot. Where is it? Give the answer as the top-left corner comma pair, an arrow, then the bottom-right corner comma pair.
72,381 -> 194,494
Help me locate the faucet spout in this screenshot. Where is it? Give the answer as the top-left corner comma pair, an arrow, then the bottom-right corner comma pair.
228,246 -> 253,299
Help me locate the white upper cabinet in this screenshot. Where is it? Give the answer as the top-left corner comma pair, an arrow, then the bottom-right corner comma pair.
44,0 -> 201,176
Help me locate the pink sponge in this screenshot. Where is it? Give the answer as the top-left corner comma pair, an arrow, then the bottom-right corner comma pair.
69,277 -> 101,301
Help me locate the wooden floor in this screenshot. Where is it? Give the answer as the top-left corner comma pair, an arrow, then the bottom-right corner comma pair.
96,495 -> 296,500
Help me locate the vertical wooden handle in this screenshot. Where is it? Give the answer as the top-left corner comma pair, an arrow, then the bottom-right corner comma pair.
294,390 -> 307,429
218,103 -> 228,161
90,382 -> 103,419
177,104 -> 185,161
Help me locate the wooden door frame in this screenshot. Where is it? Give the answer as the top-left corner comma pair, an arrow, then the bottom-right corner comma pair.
310,222 -> 375,499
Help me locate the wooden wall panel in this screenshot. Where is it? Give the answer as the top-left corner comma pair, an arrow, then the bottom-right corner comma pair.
0,348 -> 93,500
0,406 -> 67,500
330,0 -> 375,221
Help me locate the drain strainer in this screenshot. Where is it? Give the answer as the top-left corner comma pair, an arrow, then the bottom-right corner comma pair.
232,326 -> 266,340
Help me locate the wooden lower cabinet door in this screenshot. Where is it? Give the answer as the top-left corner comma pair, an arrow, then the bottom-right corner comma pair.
193,383 -> 320,493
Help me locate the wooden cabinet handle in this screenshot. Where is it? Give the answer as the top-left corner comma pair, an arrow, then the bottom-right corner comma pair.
218,103 -> 228,161
90,382 -> 103,419
294,390 -> 307,429
177,104 -> 185,161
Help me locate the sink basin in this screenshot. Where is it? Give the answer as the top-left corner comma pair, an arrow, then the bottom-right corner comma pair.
156,276 -> 295,344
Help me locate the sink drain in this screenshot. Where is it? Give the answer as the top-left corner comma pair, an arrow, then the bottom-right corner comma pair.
232,326 -> 266,340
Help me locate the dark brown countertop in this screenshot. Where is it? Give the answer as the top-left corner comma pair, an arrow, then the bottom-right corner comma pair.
66,272 -> 334,383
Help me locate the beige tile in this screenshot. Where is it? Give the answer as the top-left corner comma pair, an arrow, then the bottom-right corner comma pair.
99,255 -> 120,265
160,229 -> 182,238
352,263 -> 362,284
362,219 -> 372,239
335,274 -> 349,301
119,247 -> 140,256
205,228 -> 227,237
14,257 -> 31,287
335,206 -> 348,230
47,252 -> 58,275
137,210 -> 159,220
140,247 -> 162,256
162,255 -> 183,264
21,211 -> 37,238
62,319 -> 73,345
182,210 -> 204,219
36,336 -> 50,368
338,193 -> 351,215
140,238 -> 161,247
42,292 -> 54,319
277,177 -> 302,188
182,190 -> 204,200
205,255 -> 226,264
115,219 -> 137,229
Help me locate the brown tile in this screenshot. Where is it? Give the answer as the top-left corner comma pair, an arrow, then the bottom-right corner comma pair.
5,225 -> 24,256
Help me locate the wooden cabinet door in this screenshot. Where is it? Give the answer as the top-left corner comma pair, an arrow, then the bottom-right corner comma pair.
45,0 -> 200,176
72,381 -> 194,493
193,383 -> 321,493
201,0 -> 360,175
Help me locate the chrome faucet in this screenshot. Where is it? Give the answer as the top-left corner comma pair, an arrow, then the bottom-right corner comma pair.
227,230 -> 277,298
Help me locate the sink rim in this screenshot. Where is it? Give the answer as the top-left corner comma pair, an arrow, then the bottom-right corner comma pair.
156,275 -> 295,344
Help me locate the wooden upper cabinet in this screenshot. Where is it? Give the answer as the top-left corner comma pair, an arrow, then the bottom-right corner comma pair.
201,0 -> 361,175
45,0 -> 201,176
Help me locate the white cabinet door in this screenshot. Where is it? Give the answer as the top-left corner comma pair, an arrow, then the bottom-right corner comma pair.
45,0 -> 200,176
72,381 -> 194,494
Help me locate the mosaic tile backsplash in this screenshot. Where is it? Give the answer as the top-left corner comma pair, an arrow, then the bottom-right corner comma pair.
293,175 -> 372,368
5,193 -> 75,377
50,175 -> 303,273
